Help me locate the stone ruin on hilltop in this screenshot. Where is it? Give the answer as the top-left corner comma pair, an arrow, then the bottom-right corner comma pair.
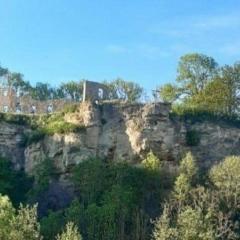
0,78 -> 110,114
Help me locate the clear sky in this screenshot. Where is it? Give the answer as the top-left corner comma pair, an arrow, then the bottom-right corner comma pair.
0,0 -> 240,94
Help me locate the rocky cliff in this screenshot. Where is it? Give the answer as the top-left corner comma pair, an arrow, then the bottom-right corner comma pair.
1,102 -> 240,176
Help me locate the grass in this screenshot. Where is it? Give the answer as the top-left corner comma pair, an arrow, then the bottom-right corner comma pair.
1,105 -> 85,146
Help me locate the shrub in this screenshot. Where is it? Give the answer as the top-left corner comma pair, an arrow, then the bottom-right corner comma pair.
142,151 -> 161,171
56,222 -> 82,240
62,104 -> 79,114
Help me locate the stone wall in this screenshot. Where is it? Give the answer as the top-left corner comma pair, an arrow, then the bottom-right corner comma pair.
0,87 -> 17,112
0,80 -> 110,113
0,87 -> 72,114
19,96 -> 72,114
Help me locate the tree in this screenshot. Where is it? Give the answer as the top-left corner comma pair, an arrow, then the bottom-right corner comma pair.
177,53 -> 218,96
152,205 -> 178,240
142,151 -> 161,171
158,83 -> 180,103
31,82 -> 52,100
0,194 -> 15,240
210,156 -> 240,209
157,53 -> 219,111
173,152 -> 198,206
0,195 -> 42,240
40,210 -> 65,240
59,81 -> 83,101
105,78 -> 143,102
10,204 -> 42,240
220,63 -> 240,115
8,72 -> 30,93
179,152 -> 198,180
177,207 -> 215,240
185,77 -> 230,114
56,222 -> 82,240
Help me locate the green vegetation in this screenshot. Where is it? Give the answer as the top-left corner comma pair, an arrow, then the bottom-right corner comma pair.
0,111 -> 85,146
185,130 -> 201,146
104,78 -> 144,102
1,53 -> 240,239
0,195 -> 41,240
0,156 -> 32,206
1,151 -> 240,239
28,158 -> 57,199
56,222 -> 82,240
158,53 -> 240,126
152,154 -> 240,240
36,154 -> 173,240
1,64 -> 144,103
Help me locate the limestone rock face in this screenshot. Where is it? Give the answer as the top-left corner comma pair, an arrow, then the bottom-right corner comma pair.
0,122 -> 25,170
1,102 -> 240,175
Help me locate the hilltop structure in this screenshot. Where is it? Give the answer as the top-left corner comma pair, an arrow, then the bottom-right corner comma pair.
0,79 -> 109,114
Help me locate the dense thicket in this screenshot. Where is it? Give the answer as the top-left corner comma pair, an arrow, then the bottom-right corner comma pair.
1,152 -> 240,239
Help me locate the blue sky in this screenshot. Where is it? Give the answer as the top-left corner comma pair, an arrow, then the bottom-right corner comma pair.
0,0 -> 240,95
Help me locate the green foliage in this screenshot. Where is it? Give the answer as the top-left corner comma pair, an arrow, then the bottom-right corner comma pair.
40,210 -> 65,240
210,156 -> 240,209
42,118 -> 84,135
177,207 -> 215,240
0,156 -> 33,206
177,53 -> 218,96
69,158 -> 170,240
0,112 -> 35,125
29,158 -> 56,197
142,151 -> 161,171
104,78 -> 143,102
158,83 -> 180,103
152,206 -> 178,240
0,156 -> 14,195
59,81 -> 83,101
56,222 -> 82,240
15,113 -> 85,146
159,53 -> 240,122
152,154 -> 240,240
0,194 -> 42,240
186,129 -> 201,146
179,152 -> 198,180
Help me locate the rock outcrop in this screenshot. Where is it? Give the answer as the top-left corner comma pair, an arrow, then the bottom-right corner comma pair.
1,102 -> 240,175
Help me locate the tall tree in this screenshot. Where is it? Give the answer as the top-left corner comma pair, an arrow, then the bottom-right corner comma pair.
176,53 -> 218,96
158,53 -> 218,104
